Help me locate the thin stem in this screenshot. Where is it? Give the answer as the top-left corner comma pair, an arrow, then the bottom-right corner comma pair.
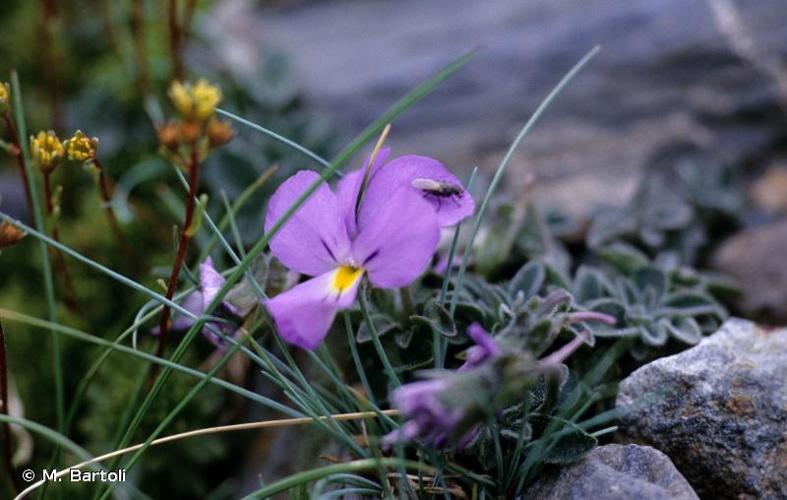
152,145 -> 200,374
0,321 -> 20,495
167,0 -> 185,81
1,113 -> 34,219
92,157 -> 129,252
42,171 -> 79,311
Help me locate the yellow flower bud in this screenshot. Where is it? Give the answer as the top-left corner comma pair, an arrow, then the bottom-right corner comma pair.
30,130 -> 64,174
64,130 -> 99,163
0,82 -> 9,114
168,79 -> 222,123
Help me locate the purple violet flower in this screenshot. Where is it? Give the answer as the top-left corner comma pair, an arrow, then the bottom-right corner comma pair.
264,150 -> 473,350
459,322 -> 502,371
155,257 -> 241,348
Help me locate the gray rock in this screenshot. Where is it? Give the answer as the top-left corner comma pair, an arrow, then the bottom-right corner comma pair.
616,318 -> 787,499
526,444 -> 698,500
712,219 -> 787,323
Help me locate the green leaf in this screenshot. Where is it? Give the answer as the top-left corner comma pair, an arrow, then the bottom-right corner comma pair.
573,265 -> 614,303
660,291 -> 725,318
410,299 -> 457,337
509,261 -> 546,299
597,242 -> 649,274
664,316 -> 702,344
638,322 -> 668,346
356,313 -> 401,343
632,267 -> 667,298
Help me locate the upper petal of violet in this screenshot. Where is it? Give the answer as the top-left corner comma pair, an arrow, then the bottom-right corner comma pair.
335,148 -> 391,238
352,185 -> 440,288
363,155 -> 474,226
265,170 -> 352,277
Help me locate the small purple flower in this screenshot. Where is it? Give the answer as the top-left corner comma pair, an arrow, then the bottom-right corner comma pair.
265,150 -> 473,350
459,322 -> 502,371
382,378 -> 469,448
155,257 -> 240,348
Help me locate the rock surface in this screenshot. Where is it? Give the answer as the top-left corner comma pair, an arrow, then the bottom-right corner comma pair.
711,219 -> 787,322
211,0 -> 787,217
526,444 -> 698,500
616,318 -> 787,499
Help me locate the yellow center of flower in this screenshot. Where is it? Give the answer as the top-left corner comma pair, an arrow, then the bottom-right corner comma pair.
333,265 -> 363,293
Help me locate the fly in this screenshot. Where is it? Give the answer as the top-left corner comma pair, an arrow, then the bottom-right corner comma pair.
411,178 -> 463,208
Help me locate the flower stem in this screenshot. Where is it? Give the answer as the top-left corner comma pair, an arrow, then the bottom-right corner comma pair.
167,0 -> 186,81
2,112 -> 34,220
42,171 -> 80,312
0,320 -> 21,495
153,146 -> 200,371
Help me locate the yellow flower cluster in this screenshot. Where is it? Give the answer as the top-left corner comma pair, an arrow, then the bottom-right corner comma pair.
169,79 -> 222,123
0,82 -> 9,114
30,130 -> 64,174
160,79 -> 233,156
64,130 -> 99,163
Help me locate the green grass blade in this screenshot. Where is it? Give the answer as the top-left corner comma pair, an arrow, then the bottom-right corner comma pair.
216,108 -> 332,170
0,308 -> 300,417
10,72 -> 64,480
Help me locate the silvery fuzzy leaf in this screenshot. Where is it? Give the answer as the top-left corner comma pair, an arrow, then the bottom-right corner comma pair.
659,291 -> 725,318
597,242 -> 649,274
573,265 -> 615,303
631,267 -> 669,300
356,313 -> 401,343
639,321 -> 668,346
663,316 -> 702,344
410,299 -> 457,338
544,262 -> 572,289
508,261 -> 545,299
452,301 -> 489,325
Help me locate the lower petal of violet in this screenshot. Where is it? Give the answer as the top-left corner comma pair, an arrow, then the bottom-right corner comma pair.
266,267 -> 361,350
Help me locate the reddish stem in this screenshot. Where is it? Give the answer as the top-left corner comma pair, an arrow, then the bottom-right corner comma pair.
2,113 -> 35,220
167,0 -> 185,81
42,172 -> 80,312
154,146 -> 200,363
0,321 -> 21,494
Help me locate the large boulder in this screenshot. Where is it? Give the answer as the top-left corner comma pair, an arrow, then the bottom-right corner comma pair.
526,444 -> 698,500
616,318 -> 787,499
